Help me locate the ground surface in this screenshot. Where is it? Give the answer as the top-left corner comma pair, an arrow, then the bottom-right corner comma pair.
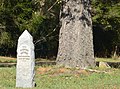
1,66 -> 120,89
0,57 -> 120,89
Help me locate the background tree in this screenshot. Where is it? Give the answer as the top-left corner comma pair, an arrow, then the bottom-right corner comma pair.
0,0 -> 120,59
56,0 -> 95,68
29,0 -> 60,58
0,0 -> 60,58
92,0 -> 120,57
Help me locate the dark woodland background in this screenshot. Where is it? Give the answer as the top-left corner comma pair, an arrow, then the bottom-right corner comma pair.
0,0 -> 120,59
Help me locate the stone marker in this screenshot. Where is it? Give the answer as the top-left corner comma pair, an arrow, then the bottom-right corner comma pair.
16,30 -> 35,88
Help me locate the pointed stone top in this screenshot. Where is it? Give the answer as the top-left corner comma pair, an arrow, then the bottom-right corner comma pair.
23,30 -> 29,34
17,30 -> 34,53
18,30 -> 33,47
19,30 -> 32,39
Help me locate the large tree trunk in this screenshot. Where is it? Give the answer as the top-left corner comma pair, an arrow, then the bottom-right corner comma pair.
56,0 -> 95,68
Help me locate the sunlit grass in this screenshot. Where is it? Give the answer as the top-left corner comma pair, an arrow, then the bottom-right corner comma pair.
0,57 -> 120,88
0,56 -> 16,63
0,56 -> 54,63
96,58 -> 120,62
0,66 -> 120,89
1,56 -> 120,63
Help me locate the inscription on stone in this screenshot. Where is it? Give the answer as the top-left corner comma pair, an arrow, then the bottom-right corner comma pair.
16,30 -> 35,88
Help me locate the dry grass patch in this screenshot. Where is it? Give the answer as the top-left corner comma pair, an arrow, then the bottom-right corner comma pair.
37,67 -> 90,77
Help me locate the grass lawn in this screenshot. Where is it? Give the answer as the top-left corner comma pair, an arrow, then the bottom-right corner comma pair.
1,56 -> 120,89
0,66 -> 120,89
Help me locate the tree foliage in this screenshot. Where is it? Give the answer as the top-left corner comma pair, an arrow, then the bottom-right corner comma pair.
0,0 -> 119,58
0,0 -> 60,58
92,0 -> 120,57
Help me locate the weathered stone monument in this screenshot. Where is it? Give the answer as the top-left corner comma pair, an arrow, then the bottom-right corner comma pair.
16,30 -> 35,88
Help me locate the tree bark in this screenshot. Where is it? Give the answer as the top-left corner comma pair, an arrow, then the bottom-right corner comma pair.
56,0 -> 95,68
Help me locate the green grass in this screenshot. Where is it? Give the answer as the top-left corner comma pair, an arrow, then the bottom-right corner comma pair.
96,58 -> 120,62
0,67 -> 120,89
1,57 -> 120,89
0,67 -> 16,89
